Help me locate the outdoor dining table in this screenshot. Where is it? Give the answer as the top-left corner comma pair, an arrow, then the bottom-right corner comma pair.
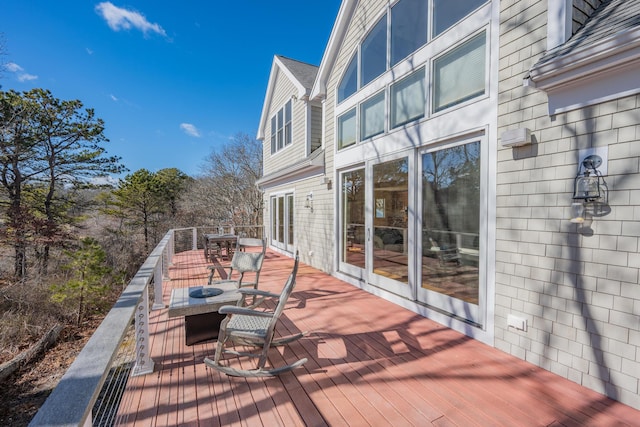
203,233 -> 237,261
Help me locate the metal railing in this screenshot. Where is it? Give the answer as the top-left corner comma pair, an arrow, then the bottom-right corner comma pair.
29,225 -> 263,426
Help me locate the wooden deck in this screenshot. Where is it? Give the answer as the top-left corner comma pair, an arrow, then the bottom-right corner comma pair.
115,249 -> 640,426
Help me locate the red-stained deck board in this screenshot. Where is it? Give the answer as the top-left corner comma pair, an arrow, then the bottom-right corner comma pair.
115,249 -> 640,426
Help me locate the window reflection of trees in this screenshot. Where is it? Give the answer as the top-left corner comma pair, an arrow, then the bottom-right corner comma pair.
422,142 -> 480,304
343,169 -> 366,268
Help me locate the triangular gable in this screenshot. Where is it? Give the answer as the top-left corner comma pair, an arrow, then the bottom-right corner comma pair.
310,0 -> 358,101
256,55 -> 318,140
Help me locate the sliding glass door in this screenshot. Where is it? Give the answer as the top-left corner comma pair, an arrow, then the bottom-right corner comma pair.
339,168 -> 366,278
270,193 -> 294,252
417,139 -> 481,322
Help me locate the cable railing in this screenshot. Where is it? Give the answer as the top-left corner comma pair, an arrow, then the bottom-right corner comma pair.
29,225 -> 263,426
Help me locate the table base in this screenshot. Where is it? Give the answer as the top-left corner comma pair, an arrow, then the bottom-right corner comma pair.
184,311 -> 227,346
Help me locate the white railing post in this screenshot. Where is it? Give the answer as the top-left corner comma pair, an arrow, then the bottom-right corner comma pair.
192,227 -> 198,250
153,253 -> 165,310
132,286 -> 155,376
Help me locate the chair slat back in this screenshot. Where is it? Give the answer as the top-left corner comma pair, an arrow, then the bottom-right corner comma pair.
230,238 -> 266,273
268,251 -> 299,330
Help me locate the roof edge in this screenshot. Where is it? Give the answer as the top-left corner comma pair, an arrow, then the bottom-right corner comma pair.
310,0 -> 358,101
528,26 -> 640,91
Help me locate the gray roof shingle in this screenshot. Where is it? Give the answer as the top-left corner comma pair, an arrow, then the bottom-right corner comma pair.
276,55 -> 318,90
537,0 -> 640,65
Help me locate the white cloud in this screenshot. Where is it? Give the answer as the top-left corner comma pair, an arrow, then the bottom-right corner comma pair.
18,73 -> 38,82
5,62 -> 23,72
180,123 -> 201,138
5,62 -> 38,82
95,2 -> 167,37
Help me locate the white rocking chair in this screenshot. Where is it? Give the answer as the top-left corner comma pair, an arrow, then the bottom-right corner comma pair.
204,251 -> 308,377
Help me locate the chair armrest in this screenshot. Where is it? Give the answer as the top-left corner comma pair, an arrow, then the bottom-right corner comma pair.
218,305 -> 274,317
238,288 -> 279,299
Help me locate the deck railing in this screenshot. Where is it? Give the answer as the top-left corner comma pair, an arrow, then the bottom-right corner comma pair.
29,225 -> 263,427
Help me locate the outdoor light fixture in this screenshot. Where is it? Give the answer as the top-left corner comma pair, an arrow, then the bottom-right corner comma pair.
304,192 -> 313,211
570,154 -> 607,223
573,154 -> 605,201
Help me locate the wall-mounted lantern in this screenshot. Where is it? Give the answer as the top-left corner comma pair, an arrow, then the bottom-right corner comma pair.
304,192 -> 313,211
570,153 -> 608,223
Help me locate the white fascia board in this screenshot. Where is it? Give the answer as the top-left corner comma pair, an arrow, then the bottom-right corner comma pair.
546,0 -> 572,51
310,0 -> 358,101
256,149 -> 325,190
256,59 -> 279,141
529,27 -> 640,114
529,27 -> 640,90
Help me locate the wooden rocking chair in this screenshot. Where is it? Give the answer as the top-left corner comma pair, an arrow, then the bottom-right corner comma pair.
206,238 -> 266,290
204,251 -> 308,377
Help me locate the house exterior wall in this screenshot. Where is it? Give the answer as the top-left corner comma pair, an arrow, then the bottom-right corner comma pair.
259,63 -> 334,271
321,0 -> 498,343
262,69 -> 306,175
497,0 -> 640,410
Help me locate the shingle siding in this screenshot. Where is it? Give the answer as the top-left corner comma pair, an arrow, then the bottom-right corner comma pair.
572,0 -> 604,34
498,0 -> 640,410
263,69 -> 307,175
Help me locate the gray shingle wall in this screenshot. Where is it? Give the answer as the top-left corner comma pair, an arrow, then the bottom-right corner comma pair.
572,0 -> 604,34
498,0 -> 640,410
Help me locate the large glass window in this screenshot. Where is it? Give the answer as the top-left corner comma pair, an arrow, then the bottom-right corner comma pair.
373,157 -> 409,284
338,54 -> 358,103
360,14 -> 388,87
360,91 -> 385,140
433,32 -> 486,112
391,68 -> 425,128
391,0 -> 428,66
338,108 -> 357,149
271,193 -> 294,251
421,141 -> 480,304
277,108 -> 284,150
271,100 -> 292,153
341,168 -> 366,269
433,0 -> 486,37
270,116 -> 276,154
287,194 -> 294,245
284,100 -> 292,148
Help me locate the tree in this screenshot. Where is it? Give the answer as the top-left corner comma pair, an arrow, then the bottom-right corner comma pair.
110,168 -> 190,253
111,169 -> 162,253
0,89 -> 123,277
30,89 -> 124,273
154,167 -> 191,218
196,132 -> 263,228
0,90 -> 42,277
50,237 -> 112,326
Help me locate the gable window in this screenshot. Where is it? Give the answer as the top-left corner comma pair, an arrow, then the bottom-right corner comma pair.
391,67 -> 425,128
433,32 -> 486,112
433,0 -> 486,37
271,100 -> 293,154
391,0 -> 428,66
338,108 -> 357,149
338,54 -> 358,103
360,90 -> 386,140
284,100 -> 292,147
361,14 -> 388,87
270,116 -> 276,153
337,0 -> 488,105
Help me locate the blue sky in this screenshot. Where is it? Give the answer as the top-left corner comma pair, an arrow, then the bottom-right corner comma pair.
1,1 -> 341,177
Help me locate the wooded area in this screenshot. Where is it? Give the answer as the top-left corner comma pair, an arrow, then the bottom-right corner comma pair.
0,87 -> 263,385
